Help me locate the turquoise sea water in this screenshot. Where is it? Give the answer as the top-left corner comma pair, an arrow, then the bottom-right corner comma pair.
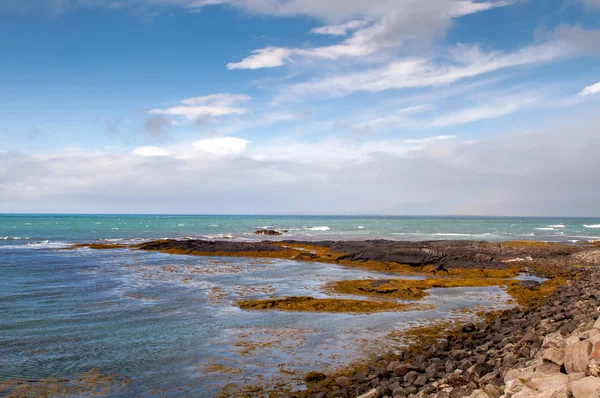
1,214 -> 599,396
2,214 -> 600,248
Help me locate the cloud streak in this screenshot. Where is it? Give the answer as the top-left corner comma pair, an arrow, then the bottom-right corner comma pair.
578,81 -> 600,97
150,93 -> 251,121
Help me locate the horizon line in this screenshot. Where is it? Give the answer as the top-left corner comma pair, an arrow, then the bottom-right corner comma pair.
2,213 -> 600,218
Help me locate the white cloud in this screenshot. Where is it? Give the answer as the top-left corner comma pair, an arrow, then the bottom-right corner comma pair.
282,41 -> 574,99
226,0 -> 508,70
227,47 -> 293,70
249,135 -> 459,163
310,20 -> 369,36
4,121 -> 600,215
429,96 -> 540,127
577,81 -> 600,97
193,136 -> 250,156
150,93 -> 250,121
132,146 -> 171,156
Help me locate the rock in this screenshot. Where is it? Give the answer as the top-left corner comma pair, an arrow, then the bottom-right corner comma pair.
467,389 -> 490,398
569,376 -> 600,398
403,371 -> 419,385
568,372 -> 587,383
504,369 -> 523,383
253,229 -> 283,236
394,364 -> 417,378
528,372 -> 569,397
588,359 -> 600,377
505,378 -> 526,394
543,347 -> 566,366
590,341 -> 600,361
565,340 -> 593,374
483,384 -> 502,398
594,317 -> 600,330
387,361 -> 401,372
336,376 -> 352,387
567,336 -> 582,346
413,375 -> 427,386
357,389 -> 380,398
466,362 -> 493,381
518,280 -> 541,290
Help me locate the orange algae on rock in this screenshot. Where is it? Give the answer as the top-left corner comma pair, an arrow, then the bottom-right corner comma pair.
237,296 -> 434,314
327,277 -> 522,301
0,369 -> 130,397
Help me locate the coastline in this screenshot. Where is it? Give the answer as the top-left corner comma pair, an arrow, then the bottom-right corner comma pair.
70,237 -> 600,396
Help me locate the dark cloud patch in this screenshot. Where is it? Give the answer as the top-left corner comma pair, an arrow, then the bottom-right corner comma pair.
144,115 -> 172,138
25,126 -> 45,141
105,119 -> 124,137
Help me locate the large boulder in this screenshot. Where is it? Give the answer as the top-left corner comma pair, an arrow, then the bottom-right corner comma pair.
569,376 -> 600,398
565,341 -> 593,374
528,372 -> 569,397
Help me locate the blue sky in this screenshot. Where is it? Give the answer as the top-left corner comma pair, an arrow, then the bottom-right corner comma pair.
1,0 -> 599,215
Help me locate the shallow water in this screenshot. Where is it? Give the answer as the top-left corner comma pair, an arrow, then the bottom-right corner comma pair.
1,246 -> 512,396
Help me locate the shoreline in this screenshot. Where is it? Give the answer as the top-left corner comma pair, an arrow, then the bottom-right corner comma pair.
71,238 -> 600,396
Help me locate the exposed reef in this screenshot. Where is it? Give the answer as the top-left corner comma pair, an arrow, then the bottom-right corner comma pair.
254,229 -> 284,236
237,296 -> 434,314
131,238 -> 586,277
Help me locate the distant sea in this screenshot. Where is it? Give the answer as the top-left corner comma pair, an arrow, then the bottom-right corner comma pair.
2,214 -> 600,249
2,214 -> 600,396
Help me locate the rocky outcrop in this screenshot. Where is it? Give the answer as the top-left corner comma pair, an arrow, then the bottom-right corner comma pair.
254,229 -> 284,236
137,238 -> 588,273
136,239 -> 286,253
282,239 -> 584,271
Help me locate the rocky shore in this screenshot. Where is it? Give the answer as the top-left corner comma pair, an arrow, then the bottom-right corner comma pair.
80,237 -> 600,397
295,264 -> 600,398
134,238 -> 587,274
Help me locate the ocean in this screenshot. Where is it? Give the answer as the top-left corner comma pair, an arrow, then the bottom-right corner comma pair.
1,214 -> 599,396
2,214 -> 600,248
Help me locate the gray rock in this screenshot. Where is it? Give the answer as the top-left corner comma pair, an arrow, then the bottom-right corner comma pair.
394,364 -> 417,378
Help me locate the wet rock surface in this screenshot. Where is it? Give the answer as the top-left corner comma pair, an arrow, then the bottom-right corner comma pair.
293,240 -> 582,270
296,266 -> 600,398
137,239 -> 287,253
136,238 -> 586,272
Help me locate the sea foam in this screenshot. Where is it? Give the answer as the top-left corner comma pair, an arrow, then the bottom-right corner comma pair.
304,226 -> 330,231
584,224 -> 600,229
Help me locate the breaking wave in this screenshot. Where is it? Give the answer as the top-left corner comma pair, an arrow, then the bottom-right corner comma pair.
584,224 -> 600,229
304,226 -> 330,231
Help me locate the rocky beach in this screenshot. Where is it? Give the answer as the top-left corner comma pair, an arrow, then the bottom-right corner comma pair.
83,237 -> 600,397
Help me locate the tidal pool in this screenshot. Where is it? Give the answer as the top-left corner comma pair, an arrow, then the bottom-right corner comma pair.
0,247 -> 513,396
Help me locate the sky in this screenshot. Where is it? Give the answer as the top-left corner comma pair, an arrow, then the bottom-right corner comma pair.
0,0 -> 599,215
